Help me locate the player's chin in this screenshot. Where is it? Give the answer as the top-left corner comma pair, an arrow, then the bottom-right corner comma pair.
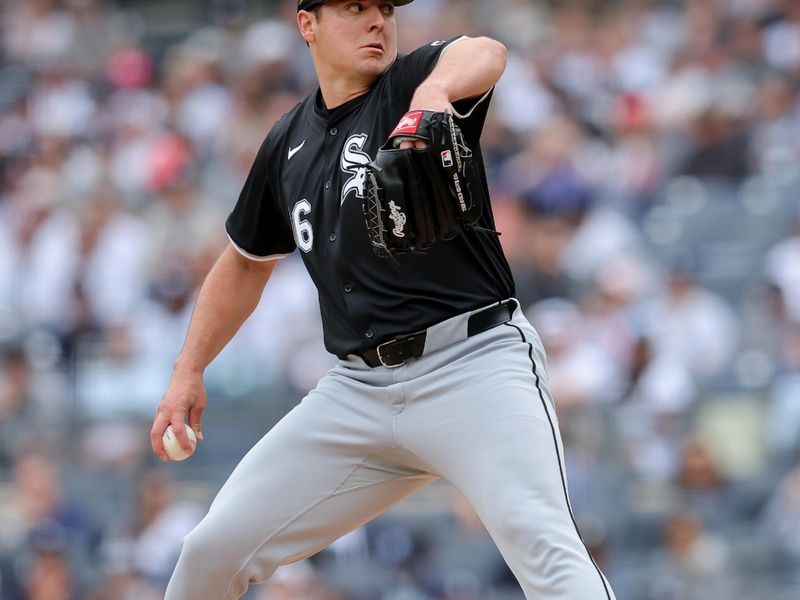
356,55 -> 394,78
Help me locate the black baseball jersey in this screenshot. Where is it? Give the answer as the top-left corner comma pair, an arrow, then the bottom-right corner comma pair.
226,36 -> 515,359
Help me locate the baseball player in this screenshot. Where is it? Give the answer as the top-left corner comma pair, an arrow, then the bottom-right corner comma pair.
150,1 -> 618,599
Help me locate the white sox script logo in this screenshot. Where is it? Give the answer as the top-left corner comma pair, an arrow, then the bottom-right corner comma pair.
340,133 -> 371,206
388,201 -> 407,237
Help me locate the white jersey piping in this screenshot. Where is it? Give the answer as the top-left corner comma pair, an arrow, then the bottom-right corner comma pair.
227,234 -> 290,262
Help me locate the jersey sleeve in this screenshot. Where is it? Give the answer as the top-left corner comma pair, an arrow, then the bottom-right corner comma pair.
390,36 -> 465,103
390,36 -> 495,145
225,133 -> 296,261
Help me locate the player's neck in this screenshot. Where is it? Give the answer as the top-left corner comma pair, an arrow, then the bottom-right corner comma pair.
316,71 -> 376,110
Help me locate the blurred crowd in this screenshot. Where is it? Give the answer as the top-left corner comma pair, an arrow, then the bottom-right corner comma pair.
2,0 -> 800,598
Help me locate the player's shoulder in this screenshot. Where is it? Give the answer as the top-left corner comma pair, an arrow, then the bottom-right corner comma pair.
260,94 -> 317,155
269,96 -> 314,140
387,36 -> 467,81
396,36 -> 467,62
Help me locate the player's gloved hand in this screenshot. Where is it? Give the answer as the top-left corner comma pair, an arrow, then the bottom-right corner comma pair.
150,370 -> 206,462
363,110 -> 481,257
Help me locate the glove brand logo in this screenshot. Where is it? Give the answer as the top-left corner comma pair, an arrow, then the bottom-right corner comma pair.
388,201 -> 407,237
441,150 -> 454,168
391,111 -> 423,137
340,133 -> 371,206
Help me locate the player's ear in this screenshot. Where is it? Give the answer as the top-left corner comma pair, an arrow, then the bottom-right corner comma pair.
297,10 -> 317,45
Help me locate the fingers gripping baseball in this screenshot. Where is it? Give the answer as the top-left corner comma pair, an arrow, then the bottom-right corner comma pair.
150,376 -> 206,462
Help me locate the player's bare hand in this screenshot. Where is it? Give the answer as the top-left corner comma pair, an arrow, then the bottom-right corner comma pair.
150,370 -> 206,461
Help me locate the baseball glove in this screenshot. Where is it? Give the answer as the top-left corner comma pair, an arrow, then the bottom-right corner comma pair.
363,110 -> 481,258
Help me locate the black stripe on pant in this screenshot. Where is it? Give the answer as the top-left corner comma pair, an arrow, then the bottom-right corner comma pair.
504,322 -> 613,600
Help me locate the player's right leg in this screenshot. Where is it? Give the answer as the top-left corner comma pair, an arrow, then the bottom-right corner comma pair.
164,364 -> 435,600
396,310 -> 617,600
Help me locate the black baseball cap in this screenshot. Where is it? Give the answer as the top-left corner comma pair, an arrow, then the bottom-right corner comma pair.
298,0 -> 415,11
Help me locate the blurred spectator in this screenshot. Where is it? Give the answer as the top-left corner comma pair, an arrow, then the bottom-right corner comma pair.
616,338 -> 695,484
0,345 -> 69,470
142,143 -> 224,266
765,320 -> 800,459
512,165 -> 594,304
0,166 -> 80,336
98,469 -> 202,591
76,324 -> 164,423
0,453 -> 102,597
561,203 -> 647,289
21,544 -> 75,600
93,538 -> 163,600
678,108 -> 752,180
257,561 -> 336,600
764,212 -> 800,323
638,252 -> 739,380
761,459 -> 800,564
0,347 -> 30,468
526,298 -> 623,408
751,75 -> 800,174
423,491 -> 518,599
582,254 -> 654,368
2,0 -> 76,66
762,2 -> 800,74
27,64 -> 96,139
162,36 -> 232,155
642,512 -> 735,600
75,183 -> 152,333
676,436 -> 725,492
605,93 -> 662,210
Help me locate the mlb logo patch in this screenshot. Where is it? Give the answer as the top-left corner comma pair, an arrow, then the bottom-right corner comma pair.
441,150 -> 454,168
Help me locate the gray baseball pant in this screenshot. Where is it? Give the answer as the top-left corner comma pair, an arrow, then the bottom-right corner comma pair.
165,301 -> 616,600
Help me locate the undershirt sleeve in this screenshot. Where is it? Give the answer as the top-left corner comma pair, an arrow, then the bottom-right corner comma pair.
225,133 -> 296,260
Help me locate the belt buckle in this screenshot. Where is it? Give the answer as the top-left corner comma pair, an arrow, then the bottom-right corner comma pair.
376,338 -> 404,369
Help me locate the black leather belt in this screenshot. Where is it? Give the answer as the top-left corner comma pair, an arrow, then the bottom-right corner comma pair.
360,300 -> 516,368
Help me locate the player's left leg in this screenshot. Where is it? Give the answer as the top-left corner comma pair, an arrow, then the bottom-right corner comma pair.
164,361 -> 437,600
398,311 -> 617,600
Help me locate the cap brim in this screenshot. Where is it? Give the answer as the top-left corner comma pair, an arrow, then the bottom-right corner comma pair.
299,0 -> 415,10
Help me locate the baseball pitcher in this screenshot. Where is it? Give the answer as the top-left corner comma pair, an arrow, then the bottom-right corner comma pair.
150,1 -> 618,599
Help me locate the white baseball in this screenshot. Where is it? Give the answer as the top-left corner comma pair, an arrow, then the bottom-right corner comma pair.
162,424 -> 197,461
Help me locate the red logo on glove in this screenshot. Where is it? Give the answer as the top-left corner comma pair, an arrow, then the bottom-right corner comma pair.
391,111 -> 423,137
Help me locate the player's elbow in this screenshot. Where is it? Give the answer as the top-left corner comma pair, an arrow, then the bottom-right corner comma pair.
474,36 -> 507,80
